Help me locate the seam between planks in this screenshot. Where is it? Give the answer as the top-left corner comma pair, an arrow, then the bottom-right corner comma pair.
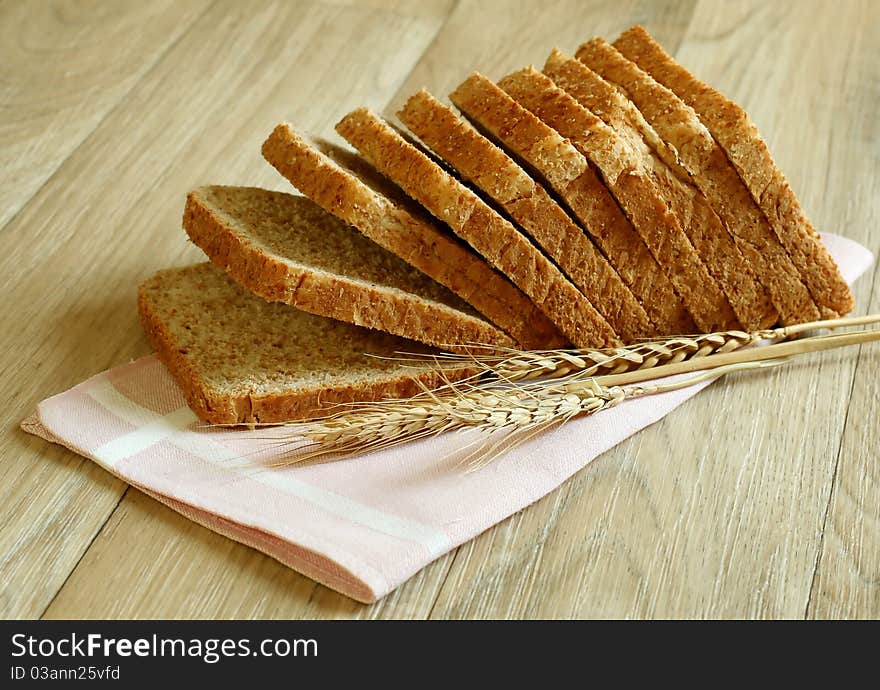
803,259 -> 880,618
38,0 -> 461,619
0,0 -> 218,238
424,0 -> 701,619
375,0 -> 462,619
39,486 -> 131,619
24,1 -> 223,621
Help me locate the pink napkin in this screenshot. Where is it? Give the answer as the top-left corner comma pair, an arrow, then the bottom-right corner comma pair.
21,233 -> 874,603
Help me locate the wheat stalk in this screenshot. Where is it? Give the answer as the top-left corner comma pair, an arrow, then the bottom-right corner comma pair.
398,313 -> 880,384
263,319 -> 880,469
589,327 -> 880,388
272,360 -> 774,470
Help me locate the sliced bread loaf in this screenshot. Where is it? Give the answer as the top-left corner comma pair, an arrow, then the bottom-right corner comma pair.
499,66 -> 739,332
260,124 -> 560,349
543,49 -> 777,330
450,72 -> 695,335
614,25 -> 853,318
183,186 -> 514,350
397,89 -> 653,342
577,37 -> 820,325
335,107 -> 619,348
139,263 -> 468,424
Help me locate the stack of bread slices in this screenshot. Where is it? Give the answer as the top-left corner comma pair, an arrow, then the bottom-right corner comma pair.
139,26 -> 852,425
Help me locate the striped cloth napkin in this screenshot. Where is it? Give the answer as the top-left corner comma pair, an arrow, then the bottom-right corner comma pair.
22,233 -> 874,603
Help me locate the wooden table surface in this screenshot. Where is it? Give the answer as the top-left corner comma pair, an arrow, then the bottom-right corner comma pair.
2,0 -> 878,620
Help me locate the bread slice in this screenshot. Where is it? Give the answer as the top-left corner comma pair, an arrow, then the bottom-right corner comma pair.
260,124 -> 560,350
577,37 -> 820,325
139,263 -> 468,424
397,90 -> 653,342
614,25 -> 853,318
543,49 -> 777,330
499,67 -> 738,332
183,186 -> 514,350
450,72 -> 695,335
335,107 -> 619,348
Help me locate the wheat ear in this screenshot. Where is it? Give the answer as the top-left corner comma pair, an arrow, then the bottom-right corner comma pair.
270,360 -> 775,469
264,322 -> 880,468
405,313 -> 880,383
588,327 -> 880,388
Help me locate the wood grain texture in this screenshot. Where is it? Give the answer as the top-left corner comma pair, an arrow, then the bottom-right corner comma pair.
1,0 -> 454,619
382,0 -> 698,118
808,263 -> 880,619
396,0 -> 877,619
43,489 -> 455,619
2,0 -> 877,619
0,0 -> 212,231
671,0 -> 880,618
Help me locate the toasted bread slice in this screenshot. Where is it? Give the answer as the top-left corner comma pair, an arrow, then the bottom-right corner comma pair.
139,263 -> 468,424
500,66 -> 739,332
183,186 -> 514,350
614,25 -> 852,318
260,124 -> 558,349
450,72 -> 695,335
336,107 -> 619,348
544,49 -> 777,330
577,37 -> 820,325
398,89 -> 652,342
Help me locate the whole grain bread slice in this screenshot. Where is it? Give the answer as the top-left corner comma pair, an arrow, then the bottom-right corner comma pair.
577,37 -> 820,325
544,49 -> 777,330
500,66 -> 738,332
398,89 -> 652,342
260,123 -> 560,349
614,25 -> 852,318
335,107 -> 619,348
449,71 -> 695,335
184,186 -> 514,350
139,263 -> 470,424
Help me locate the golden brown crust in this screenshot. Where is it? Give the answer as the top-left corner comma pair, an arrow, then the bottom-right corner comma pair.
499,67 -> 739,332
183,187 -> 514,351
577,37 -> 820,326
450,71 -> 696,335
543,49 -> 777,330
398,90 -> 652,342
614,25 -> 852,318
137,267 -> 475,425
336,107 -> 619,348
260,124 -> 558,349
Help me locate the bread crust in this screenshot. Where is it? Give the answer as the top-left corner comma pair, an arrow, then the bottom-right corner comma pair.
500,67 -> 739,332
184,186 -> 514,351
261,124 -> 560,349
336,107 -> 619,348
398,90 -> 652,342
614,25 -> 852,318
451,72 -> 695,335
577,37 -> 820,325
138,264 -> 475,425
544,49 -> 777,330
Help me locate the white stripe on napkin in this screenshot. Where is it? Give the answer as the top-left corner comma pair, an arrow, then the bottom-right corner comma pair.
86,380 -> 451,556
92,405 -> 197,467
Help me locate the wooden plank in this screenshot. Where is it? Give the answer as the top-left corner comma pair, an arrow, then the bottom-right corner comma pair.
12,0 -> 875,620
43,489 -> 455,619
382,0 -> 698,118
0,0 -> 212,231
3,0 -> 453,619
676,0 -> 880,620
34,0 -> 698,620
809,281 -> 880,618
422,0 -> 875,618
801,0 -> 880,617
